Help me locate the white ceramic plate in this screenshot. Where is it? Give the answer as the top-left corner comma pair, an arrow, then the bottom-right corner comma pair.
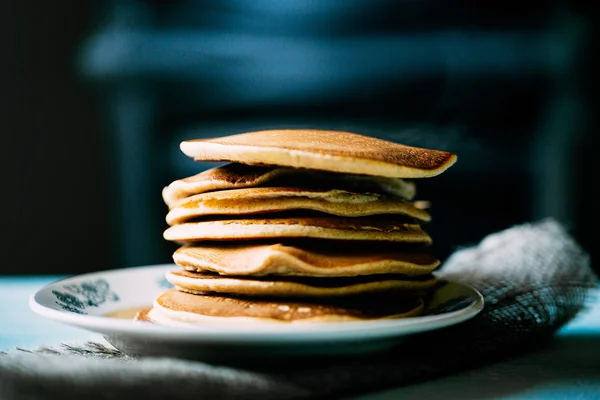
30,264 -> 483,360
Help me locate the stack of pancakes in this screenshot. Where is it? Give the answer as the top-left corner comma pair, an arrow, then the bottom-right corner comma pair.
138,129 -> 456,325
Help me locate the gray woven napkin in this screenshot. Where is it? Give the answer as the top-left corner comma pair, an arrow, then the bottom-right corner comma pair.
0,219 -> 596,400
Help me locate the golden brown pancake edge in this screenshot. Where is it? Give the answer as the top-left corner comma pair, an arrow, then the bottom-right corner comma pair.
151,289 -> 424,323
173,242 -> 439,277
180,129 -> 456,178
163,217 -> 432,244
166,187 -> 430,225
167,269 -> 436,297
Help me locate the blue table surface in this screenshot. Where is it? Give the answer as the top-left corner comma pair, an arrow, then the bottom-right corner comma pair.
1,276 -> 599,399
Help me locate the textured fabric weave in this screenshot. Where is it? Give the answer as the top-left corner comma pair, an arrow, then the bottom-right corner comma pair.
0,219 -> 596,399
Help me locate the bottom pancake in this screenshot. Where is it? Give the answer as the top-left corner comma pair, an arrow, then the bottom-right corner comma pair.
147,289 -> 424,325
167,270 -> 436,297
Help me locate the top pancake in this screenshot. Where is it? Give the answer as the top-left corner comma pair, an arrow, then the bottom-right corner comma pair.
180,129 -> 457,178
162,162 -> 417,208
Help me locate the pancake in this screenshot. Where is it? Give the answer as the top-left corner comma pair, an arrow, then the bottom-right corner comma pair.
180,129 -> 457,178
167,270 -> 436,297
166,187 -> 430,226
162,163 -> 417,209
147,289 -> 424,325
163,217 -> 432,244
173,243 -> 439,277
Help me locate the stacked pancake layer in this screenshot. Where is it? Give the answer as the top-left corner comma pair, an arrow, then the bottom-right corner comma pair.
141,129 -> 456,325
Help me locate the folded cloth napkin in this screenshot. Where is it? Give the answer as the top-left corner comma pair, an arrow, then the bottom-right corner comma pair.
0,219 -> 596,400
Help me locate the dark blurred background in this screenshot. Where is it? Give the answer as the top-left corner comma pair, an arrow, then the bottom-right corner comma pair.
1,1 -> 597,275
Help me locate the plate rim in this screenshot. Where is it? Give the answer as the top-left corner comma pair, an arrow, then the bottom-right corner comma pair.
30,264 -> 484,344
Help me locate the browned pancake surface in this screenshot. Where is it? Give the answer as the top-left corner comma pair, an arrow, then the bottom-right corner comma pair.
155,289 -> 423,321
162,163 -> 418,208
172,269 -> 432,286
167,269 -> 436,297
174,242 -> 439,276
167,187 -> 430,225
180,129 -> 456,178
163,216 -> 432,243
